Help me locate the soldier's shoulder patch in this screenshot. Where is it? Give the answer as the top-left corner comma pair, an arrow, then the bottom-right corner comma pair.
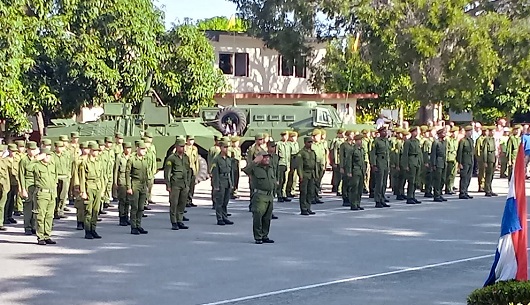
211,163 -> 217,169
166,160 -> 172,166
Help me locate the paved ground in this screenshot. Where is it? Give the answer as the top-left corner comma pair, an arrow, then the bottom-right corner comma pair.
0,171 -> 517,305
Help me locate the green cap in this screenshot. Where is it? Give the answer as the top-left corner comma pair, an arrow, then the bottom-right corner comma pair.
143,137 -> 153,143
221,136 -> 230,142
54,141 -> 64,147
175,138 -> 186,146
137,141 -> 147,149
79,142 -> 87,149
134,140 -> 141,146
361,129 -> 369,134
337,128 -> 345,134
8,144 -> 17,152
89,142 -> 101,150
268,141 -> 277,147
26,141 -> 38,149
186,135 -> 195,140
354,134 -> 364,141
115,132 -> 124,139
219,141 -> 230,148
41,139 -> 52,146
304,136 -> 313,143
214,135 -> 221,141
280,130 -> 288,136
312,129 -> 322,136
144,131 -> 153,138
70,131 -> 80,138
230,136 -> 240,142
96,139 -> 105,145
41,148 -> 52,155
104,136 -> 113,143
59,135 -> 69,141
15,140 -> 25,147
255,133 -> 264,140
123,142 -> 132,148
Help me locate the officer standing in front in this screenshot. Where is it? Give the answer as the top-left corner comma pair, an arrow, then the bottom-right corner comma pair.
52,141 -> 71,219
431,129 -> 448,202
402,127 -> 422,204
297,137 -> 317,215
164,138 -> 192,230
445,127 -> 458,195
286,131 -> 299,198
370,126 -> 391,208
114,142 -> 132,226
230,136 -> 242,199
32,148 -> 58,245
506,125 -> 522,181
79,142 -> 104,239
126,141 -> 149,235
243,151 -> 276,244
483,127 -> 498,197
456,126 -> 475,199
210,140 -> 234,226
73,142 -> 89,230
185,135 -> 199,207
276,131 -> 292,202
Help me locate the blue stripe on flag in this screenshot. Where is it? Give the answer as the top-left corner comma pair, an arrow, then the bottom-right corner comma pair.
523,135 -> 530,156
500,198 -> 522,236
484,249 -> 501,286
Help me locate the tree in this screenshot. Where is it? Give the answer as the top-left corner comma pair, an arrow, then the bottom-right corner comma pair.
196,16 -> 248,32
155,24 -> 228,117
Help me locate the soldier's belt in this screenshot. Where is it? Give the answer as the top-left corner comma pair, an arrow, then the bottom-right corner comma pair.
220,173 -> 231,177
39,189 -> 52,193
254,189 -> 273,196
58,175 -> 69,179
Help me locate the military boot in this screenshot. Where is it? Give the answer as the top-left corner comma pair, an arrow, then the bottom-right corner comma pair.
171,223 -> 179,230
91,231 -> 102,239
76,222 -> 84,230
85,229 -> 94,239
119,217 -> 128,226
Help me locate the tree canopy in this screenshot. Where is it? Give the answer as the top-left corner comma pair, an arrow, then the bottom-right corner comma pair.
0,0 -> 227,134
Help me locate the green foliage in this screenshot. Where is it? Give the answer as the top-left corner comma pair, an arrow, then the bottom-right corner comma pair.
155,25 -> 227,117
467,280 -> 530,305
196,16 -> 247,32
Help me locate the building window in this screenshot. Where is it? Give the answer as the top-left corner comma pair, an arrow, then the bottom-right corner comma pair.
219,53 -> 233,74
278,56 -> 307,78
219,52 -> 249,77
234,53 -> 249,77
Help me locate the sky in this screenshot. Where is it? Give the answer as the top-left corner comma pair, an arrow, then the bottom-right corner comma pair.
154,0 -> 238,28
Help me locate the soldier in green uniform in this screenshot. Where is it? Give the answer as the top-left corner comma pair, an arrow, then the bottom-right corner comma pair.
506,125 -> 522,181
431,128 -> 448,202
346,134 -> 366,210
483,127 -> 498,197
73,142 -> 89,230
52,141 -> 71,219
102,136 -> 115,209
499,128 -> 510,178
40,138 -> 52,150
361,129 -> 371,194
243,151 -> 276,244
68,132 -> 80,203
230,136 -> 242,199
143,132 -> 157,207
207,135 -> 221,208
267,141 -> 280,220
13,140 -> 26,216
368,129 -> 377,198
286,131 -> 299,198
422,127 -> 434,197
210,140 -> 234,226
57,135 -> 72,212
112,133 -> 124,201
0,145 -> 11,231
246,134 -> 267,210
330,129 -> 345,195
4,144 -> 19,225
32,148 -> 58,245
474,127 -> 486,192
79,142 -> 104,239
18,141 -> 39,235
114,142 -> 132,226
456,126 -> 475,199
126,141 -> 149,235
165,138 -> 192,230
311,129 -> 325,204
185,135 -> 199,207
276,131 -> 292,202
444,127 -> 459,195
390,129 -> 405,200
401,127 -> 422,204
370,127 -> 391,208
297,136 -> 317,215
339,130 -> 354,206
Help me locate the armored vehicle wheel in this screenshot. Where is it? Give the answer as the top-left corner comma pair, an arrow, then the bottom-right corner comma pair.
196,156 -> 209,183
216,107 -> 247,135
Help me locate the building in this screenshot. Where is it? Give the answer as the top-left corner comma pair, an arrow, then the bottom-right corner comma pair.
206,31 -> 377,124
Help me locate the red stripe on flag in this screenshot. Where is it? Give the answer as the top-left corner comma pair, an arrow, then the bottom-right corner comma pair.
513,143 -> 527,281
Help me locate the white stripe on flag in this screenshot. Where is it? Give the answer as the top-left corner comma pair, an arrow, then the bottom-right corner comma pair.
495,234 -> 518,282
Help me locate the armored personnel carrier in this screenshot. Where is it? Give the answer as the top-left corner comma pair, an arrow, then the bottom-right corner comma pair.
200,101 -> 374,154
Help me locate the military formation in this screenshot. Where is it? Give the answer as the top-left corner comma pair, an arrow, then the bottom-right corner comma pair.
0,123 -> 525,245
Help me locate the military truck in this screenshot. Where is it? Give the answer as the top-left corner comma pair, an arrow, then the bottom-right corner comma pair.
200,101 -> 374,154
44,88 -> 220,182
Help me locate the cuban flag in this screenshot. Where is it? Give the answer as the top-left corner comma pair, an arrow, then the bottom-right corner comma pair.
484,135 -> 530,286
